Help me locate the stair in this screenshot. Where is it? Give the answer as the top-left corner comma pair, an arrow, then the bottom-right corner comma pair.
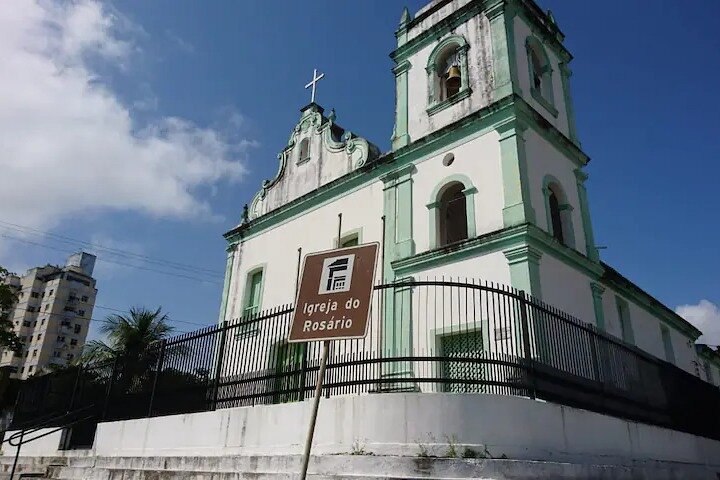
32,454 -> 718,480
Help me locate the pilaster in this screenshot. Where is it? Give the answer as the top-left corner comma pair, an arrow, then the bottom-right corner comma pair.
574,169 -> 599,262
218,243 -> 238,323
503,244 -> 542,299
590,282 -> 606,331
382,164 -> 416,282
488,1 -> 520,101
391,60 -> 412,151
497,118 -> 536,227
560,62 -> 579,146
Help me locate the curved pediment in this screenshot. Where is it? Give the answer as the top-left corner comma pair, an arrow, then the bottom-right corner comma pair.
247,103 -> 380,221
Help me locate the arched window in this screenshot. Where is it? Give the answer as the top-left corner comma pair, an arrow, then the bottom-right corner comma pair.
426,36 -> 470,114
297,138 -> 310,164
548,187 -> 564,244
542,178 -> 574,248
526,37 -> 555,113
439,182 -> 468,246
438,48 -> 461,101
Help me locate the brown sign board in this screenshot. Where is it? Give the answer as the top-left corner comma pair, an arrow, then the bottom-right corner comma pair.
288,243 -> 379,343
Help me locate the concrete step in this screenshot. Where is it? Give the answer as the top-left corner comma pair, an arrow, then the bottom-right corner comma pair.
42,455 -> 717,480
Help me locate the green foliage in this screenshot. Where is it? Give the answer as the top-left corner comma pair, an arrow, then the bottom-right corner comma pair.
444,434 -> 459,458
462,445 -> 493,459
80,306 -> 174,364
0,267 -> 22,353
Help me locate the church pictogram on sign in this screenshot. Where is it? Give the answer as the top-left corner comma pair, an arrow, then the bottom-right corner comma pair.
318,255 -> 355,294
288,243 -> 378,343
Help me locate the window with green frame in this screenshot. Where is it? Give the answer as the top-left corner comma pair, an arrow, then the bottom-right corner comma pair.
616,297 -> 634,345
243,269 -> 263,318
525,36 -> 557,116
340,234 -> 359,248
660,325 -> 675,365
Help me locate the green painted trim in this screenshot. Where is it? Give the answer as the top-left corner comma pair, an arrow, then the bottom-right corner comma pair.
560,62 -> 579,145
227,96 -> 590,245
525,36 -> 556,116
614,295 -> 635,345
530,87 -> 558,117
590,282 -> 605,330
660,324 -> 676,365
242,264 -> 267,318
427,88 -> 472,116
335,227 -> 363,248
497,117 -> 536,227
390,1 -> 486,63
426,173 -> 478,249
514,95 -> 589,168
425,35 -> 471,113
488,2 -> 520,100
382,164 -> 416,283
382,277 -> 415,377
512,0 -> 570,62
601,263 -> 702,340
541,174 -> 576,249
392,60 -> 412,150
504,244 -> 542,298
696,345 -> 720,368
218,244 -> 237,324
574,169 -> 599,261
396,7 -> 411,48
393,223 -> 603,280
246,103 -> 380,222
425,35 -> 469,70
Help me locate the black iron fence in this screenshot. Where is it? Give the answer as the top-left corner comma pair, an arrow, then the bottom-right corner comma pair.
10,279 -> 720,443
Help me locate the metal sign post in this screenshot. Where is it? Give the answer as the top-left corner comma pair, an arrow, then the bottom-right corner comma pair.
291,219 -> 378,480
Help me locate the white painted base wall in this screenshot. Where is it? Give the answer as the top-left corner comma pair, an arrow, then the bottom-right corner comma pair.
4,393 -> 719,470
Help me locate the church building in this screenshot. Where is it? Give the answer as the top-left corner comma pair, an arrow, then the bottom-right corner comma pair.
4,1 -> 720,478
220,0 -> 716,383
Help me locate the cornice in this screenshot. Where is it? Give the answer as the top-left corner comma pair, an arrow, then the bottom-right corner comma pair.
601,263 -> 703,340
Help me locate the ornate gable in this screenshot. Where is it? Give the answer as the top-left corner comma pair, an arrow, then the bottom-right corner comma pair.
247,103 -> 380,220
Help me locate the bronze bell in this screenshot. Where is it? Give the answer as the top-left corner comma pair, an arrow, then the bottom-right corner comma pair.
446,65 -> 461,96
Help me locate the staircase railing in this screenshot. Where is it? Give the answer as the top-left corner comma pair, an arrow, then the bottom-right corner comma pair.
2,404 -> 97,480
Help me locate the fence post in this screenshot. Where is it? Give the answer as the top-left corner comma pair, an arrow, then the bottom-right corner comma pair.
212,321 -> 229,410
589,333 -> 602,381
147,340 -> 167,417
297,343 -> 308,402
518,291 -> 536,400
67,366 -> 82,414
102,357 -> 120,421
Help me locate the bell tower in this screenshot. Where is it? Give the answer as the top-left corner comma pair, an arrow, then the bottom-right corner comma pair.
385,0 -> 599,313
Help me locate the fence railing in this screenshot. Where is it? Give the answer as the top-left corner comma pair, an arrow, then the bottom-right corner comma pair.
11,279 -> 720,443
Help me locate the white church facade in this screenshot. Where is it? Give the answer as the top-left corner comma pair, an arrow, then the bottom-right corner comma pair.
4,1 -> 720,478
220,0 -> 717,383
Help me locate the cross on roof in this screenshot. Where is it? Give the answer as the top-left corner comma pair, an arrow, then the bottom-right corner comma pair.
304,68 -> 325,104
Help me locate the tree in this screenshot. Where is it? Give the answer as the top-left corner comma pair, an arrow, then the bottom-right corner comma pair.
0,267 -> 22,353
81,306 -> 174,364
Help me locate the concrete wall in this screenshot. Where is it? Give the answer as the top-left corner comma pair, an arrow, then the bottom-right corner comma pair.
5,393 -> 720,470
1,428 -> 64,458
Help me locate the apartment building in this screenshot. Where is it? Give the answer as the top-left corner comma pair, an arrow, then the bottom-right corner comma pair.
1,252 -> 97,379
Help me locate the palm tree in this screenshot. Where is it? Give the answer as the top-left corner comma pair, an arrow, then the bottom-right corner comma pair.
82,307 -> 174,364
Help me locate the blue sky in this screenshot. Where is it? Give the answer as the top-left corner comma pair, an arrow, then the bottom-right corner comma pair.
1,1 -> 718,344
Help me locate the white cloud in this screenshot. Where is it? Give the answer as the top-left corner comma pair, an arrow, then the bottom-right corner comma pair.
675,300 -> 720,346
0,1 -> 249,251
86,234 -> 146,279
